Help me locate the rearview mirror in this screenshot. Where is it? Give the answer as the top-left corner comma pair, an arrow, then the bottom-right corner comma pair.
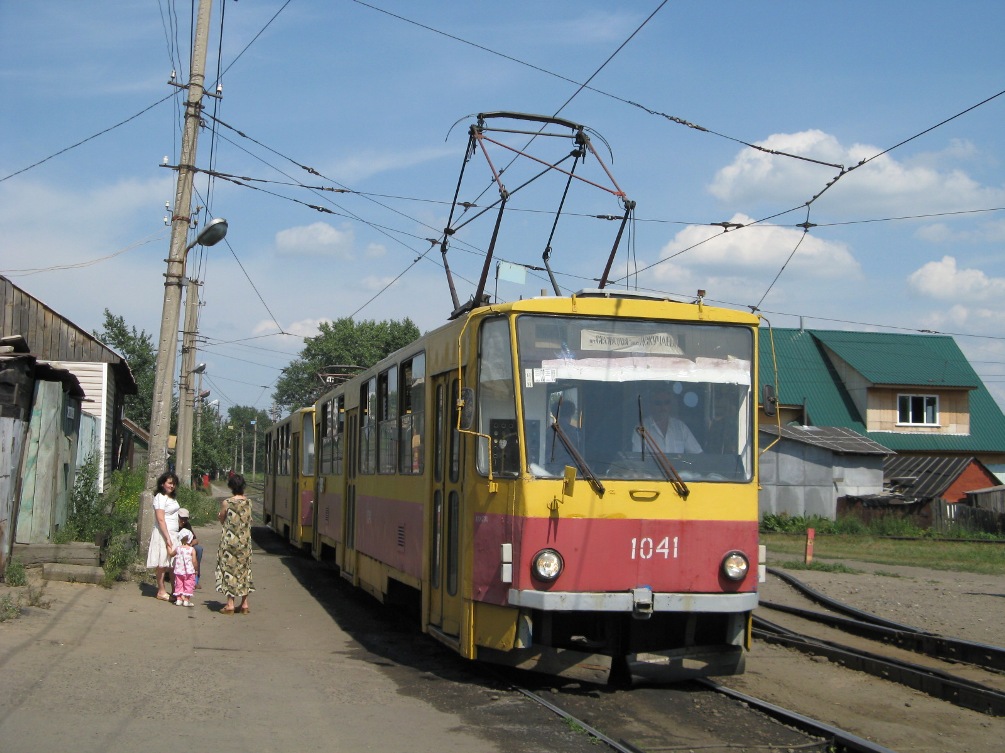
459,387 -> 476,430
762,384 -> 777,417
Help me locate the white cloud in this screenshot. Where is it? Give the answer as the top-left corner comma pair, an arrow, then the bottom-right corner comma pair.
907,256 -> 1005,302
655,213 -> 860,275
915,218 -> 1005,244
274,222 -> 354,258
329,145 -> 454,185
709,131 -> 1005,215
252,317 -> 329,338
364,242 -> 387,258
643,214 -> 861,310
361,275 -> 398,292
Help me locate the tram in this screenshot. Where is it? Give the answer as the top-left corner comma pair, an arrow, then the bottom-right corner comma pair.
263,406 -> 315,550
308,291 -> 761,682
267,113 -> 763,682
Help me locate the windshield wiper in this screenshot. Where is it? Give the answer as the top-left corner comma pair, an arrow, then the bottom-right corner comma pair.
636,396 -> 690,499
550,418 -> 605,497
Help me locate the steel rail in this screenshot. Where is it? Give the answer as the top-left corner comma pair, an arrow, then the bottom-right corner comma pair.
760,599 -> 1005,672
754,618 -> 1005,716
502,668 -> 894,753
507,684 -> 641,753
700,680 -> 898,753
766,567 -> 1005,671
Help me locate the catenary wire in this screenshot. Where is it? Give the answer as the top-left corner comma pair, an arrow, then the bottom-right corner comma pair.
0,94 -> 176,183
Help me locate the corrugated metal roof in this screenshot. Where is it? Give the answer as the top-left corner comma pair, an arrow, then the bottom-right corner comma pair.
760,424 -> 893,454
811,330 -> 980,388
759,328 -> 867,430
758,327 -> 1005,453
884,455 -> 980,499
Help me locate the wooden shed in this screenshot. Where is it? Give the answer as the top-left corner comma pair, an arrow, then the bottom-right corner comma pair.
15,362 -> 84,545
0,275 -> 137,491
0,344 -> 84,570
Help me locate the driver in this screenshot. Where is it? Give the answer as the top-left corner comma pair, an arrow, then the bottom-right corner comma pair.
632,389 -> 702,454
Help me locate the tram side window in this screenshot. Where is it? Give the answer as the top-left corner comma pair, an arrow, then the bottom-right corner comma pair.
265,434 -> 273,476
435,384 -> 445,484
378,366 -> 398,474
319,402 -> 332,476
477,317 -> 519,477
360,378 -> 377,475
333,395 -> 345,475
398,353 -> 425,475
302,413 -> 316,476
281,423 -> 291,476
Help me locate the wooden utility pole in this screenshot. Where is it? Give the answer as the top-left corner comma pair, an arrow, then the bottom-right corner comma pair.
139,0 -> 216,558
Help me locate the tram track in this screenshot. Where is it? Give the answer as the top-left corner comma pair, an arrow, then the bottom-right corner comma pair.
498,669 -> 898,753
757,567 -> 1005,716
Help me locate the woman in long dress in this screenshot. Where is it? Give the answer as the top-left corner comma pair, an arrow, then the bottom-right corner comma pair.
145,472 -> 181,601
216,472 -> 254,614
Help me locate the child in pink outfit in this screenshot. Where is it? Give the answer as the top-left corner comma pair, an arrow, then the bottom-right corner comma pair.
172,529 -> 198,607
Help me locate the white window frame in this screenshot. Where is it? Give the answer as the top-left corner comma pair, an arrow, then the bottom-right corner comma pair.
897,393 -> 939,426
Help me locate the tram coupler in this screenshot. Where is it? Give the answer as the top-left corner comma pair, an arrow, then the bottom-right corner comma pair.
631,586 -> 653,620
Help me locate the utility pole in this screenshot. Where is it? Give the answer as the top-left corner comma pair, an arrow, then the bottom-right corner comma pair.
176,279 -> 201,487
139,0 -> 217,559
251,419 -> 257,479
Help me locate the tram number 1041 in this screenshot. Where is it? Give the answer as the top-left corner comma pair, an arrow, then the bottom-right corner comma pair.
630,536 -> 679,560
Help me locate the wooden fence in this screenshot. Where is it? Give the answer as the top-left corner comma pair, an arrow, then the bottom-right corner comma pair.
840,495 -> 1005,535
930,499 -> 1005,535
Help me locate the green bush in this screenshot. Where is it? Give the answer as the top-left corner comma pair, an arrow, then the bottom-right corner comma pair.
4,558 -> 27,587
101,533 -> 137,586
58,452 -> 102,543
177,485 -> 217,526
0,594 -> 18,622
54,464 -> 144,580
760,513 -> 836,534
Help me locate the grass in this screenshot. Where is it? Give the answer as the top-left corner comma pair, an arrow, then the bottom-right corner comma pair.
761,532 -> 1005,576
775,560 -> 861,574
0,594 -> 18,622
0,573 -> 52,623
3,558 -> 27,586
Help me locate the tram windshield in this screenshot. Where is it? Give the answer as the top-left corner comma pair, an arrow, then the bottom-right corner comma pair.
514,314 -> 754,483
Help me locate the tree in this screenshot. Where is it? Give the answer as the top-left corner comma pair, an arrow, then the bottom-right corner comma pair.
192,403 -> 234,480
218,405 -> 273,477
93,309 -> 157,431
272,317 -> 421,413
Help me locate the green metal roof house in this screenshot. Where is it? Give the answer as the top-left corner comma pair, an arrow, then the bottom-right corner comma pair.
758,328 -> 1005,461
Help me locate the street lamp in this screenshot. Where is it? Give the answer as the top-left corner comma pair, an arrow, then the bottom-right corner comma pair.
140,216 -> 228,557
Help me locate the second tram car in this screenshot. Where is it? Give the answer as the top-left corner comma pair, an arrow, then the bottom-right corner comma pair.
263,407 -> 315,550
292,290 -> 762,683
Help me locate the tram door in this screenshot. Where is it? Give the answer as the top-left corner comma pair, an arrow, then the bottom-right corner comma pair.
290,431 -> 301,542
429,374 -> 463,637
341,408 -> 359,582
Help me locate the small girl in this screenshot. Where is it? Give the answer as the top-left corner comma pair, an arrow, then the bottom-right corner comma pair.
177,508 -> 202,588
172,529 -> 198,607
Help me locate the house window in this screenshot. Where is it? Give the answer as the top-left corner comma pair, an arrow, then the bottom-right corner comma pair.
898,394 -> 938,425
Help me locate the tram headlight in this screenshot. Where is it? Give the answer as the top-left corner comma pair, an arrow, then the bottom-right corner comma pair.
531,549 -> 564,582
721,551 -> 749,582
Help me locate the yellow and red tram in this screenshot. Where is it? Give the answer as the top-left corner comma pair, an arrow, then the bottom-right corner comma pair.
300,290 -> 762,683
263,406 -> 315,550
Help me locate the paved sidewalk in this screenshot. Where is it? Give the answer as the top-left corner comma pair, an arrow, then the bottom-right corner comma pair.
0,502 -> 594,753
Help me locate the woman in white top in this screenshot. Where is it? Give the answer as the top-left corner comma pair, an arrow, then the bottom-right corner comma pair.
145,471 -> 181,601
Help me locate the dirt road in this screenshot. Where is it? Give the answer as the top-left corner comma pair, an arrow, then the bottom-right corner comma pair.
0,515 -> 595,753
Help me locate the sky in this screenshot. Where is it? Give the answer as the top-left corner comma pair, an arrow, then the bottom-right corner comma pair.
2,1 -> 1004,419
